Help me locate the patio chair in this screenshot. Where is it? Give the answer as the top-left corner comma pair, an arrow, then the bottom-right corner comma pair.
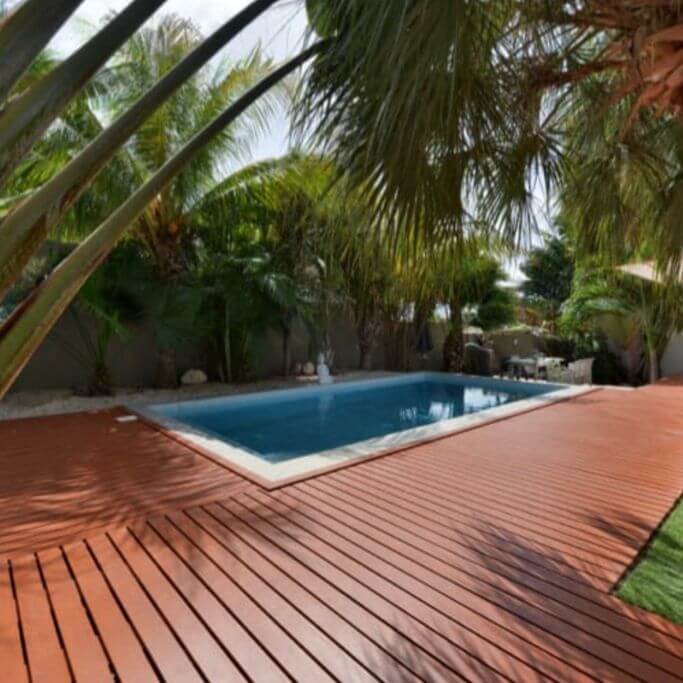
546,362 -> 570,383
570,357 -> 594,385
547,357 -> 594,385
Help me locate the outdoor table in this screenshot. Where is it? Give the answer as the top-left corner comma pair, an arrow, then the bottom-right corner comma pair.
507,356 -> 565,379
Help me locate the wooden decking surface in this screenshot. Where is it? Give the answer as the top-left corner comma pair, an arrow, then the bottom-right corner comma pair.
1,387 -> 683,681
0,409 -> 252,559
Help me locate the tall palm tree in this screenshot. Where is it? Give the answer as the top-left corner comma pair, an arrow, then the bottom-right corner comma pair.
300,1 -> 683,263
104,16 -> 280,276
79,15 -> 286,386
0,0 -> 282,301
0,0 -> 168,190
0,40 -> 322,398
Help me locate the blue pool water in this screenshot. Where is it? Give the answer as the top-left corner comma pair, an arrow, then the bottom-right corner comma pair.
153,374 -> 561,463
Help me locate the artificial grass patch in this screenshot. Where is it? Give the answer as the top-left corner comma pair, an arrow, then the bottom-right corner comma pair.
616,497 -> 683,625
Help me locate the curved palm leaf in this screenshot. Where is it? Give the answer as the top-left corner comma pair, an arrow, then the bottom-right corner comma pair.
0,0 -> 83,103
0,0 -> 168,190
0,0 -> 280,301
0,44 -> 323,398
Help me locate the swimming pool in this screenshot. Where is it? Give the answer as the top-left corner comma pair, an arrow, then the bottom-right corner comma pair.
143,373 -> 582,486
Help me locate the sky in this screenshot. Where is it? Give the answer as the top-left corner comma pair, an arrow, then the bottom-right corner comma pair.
50,0 -> 309,161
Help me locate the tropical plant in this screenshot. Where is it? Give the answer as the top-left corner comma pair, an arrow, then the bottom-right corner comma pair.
0,0 -> 168,191
6,0 -> 683,399
259,158 -> 333,376
300,1 -> 683,270
0,1 -> 284,302
0,0 -> 323,398
521,233 -> 574,332
412,242 -> 514,372
0,44 -> 321,397
68,243 -> 146,395
561,269 -> 683,383
328,221 -> 395,370
469,280 -> 517,333
75,15 -> 287,386
0,0 -> 84,103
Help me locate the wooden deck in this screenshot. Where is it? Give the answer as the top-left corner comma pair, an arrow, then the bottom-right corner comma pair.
0,409 -> 252,558
1,387 -> 683,681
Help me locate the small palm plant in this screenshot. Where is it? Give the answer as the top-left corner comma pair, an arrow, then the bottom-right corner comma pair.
562,269 -> 683,383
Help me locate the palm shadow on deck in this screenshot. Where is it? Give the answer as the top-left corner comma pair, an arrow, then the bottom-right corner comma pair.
0,408 -> 251,559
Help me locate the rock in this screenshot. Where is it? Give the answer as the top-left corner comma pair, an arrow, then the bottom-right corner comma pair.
302,361 -> 316,376
181,369 -> 208,386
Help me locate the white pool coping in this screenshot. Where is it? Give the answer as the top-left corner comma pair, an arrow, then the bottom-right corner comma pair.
132,373 -> 594,487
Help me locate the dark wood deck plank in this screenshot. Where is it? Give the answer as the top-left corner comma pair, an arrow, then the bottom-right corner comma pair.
38,547 -> 112,682
220,496 -> 550,682
238,490 -> 652,683
186,504 -> 462,682
63,540 -> 159,681
146,515 -> 366,683
0,561 -> 29,683
333,466 -> 620,585
128,519 -> 320,683
114,523 -> 288,683
271,485 -> 683,678
87,534 -> 202,682
11,553 -> 71,682
0,408 -> 253,559
302,475 -> 683,659
106,526 -> 247,682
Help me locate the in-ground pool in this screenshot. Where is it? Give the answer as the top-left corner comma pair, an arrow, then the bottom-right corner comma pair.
144,373 -> 580,485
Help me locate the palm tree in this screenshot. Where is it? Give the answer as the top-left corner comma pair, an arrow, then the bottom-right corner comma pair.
81,16 -> 284,386
0,40 -> 321,398
6,0 -> 683,398
300,1 -> 683,265
0,0 -> 323,397
0,0 -> 84,102
0,0 -> 282,302
192,156 -> 313,381
322,201 -> 395,371
412,242 -> 512,373
562,269 -> 683,384
0,0 -> 168,190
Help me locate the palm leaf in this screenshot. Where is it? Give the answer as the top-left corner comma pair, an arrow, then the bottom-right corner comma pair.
0,0 -> 280,302
0,0 -> 168,190
0,0 -> 84,103
0,44 -> 323,398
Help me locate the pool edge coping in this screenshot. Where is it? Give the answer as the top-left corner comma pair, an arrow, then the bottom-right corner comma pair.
125,377 -> 600,491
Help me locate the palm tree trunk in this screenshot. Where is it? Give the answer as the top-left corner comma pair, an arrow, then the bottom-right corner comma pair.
156,347 -> 179,389
0,0 -> 84,103
648,343 -> 660,384
0,44 -> 324,399
281,322 -> 292,377
0,0 -> 168,189
443,301 -> 464,373
357,320 -> 374,370
224,301 -> 232,383
0,0 -> 281,302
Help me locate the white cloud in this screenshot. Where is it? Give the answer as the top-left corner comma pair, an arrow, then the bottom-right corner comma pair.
50,0 -> 309,160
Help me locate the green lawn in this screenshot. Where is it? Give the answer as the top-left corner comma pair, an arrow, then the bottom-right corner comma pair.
616,498 -> 683,625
